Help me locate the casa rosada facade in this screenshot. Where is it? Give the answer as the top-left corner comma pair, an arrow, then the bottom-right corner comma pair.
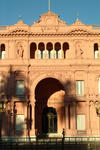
0,11 -> 100,139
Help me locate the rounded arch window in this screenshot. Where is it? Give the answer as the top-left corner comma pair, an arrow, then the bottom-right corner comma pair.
46,42 -> 53,59
63,42 -> 69,59
30,42 -> 37,59
0,44 -> 5,59
38,42 -> 45,51
94,43 -> 99,59
55,42 -> 61,59
38,42 -> 45,59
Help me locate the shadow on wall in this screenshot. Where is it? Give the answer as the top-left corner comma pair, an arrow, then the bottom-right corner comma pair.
0,71 -> 83,140
0,65 -> 31,139
56,80 -> 82,131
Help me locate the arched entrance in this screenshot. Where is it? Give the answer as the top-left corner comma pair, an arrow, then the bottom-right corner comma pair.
35,77 -> 65,134
42,107 -> 57,134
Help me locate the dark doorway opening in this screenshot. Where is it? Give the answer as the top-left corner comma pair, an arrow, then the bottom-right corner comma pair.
35,77 -> 64,134
42,107 -> 57,134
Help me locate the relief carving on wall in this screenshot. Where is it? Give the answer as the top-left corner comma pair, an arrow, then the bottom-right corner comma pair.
16,42 -> 24,59
75,42 -> 84,58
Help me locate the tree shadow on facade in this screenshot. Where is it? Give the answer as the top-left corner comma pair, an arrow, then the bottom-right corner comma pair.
56,80 -> 83,134
0,73 -> 91,150
0,65 -> 31,140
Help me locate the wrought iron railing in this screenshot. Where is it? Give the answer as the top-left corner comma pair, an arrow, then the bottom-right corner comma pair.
0,136 -> 100,150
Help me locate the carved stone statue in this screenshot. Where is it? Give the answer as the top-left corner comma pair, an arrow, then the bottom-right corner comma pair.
16,42 -> 24,59
75,42 -> 84,58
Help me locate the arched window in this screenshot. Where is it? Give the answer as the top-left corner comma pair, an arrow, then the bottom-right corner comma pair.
55,42 -> 61,59
30,42 -> 37,59
63,42 -> 69,59
38,42 -> 45,59
0,44 -> 5,59
94,43 -> 99,59
46,42 -> 53,59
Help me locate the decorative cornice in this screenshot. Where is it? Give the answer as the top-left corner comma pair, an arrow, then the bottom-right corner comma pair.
67,29 -> 93,36
0,28 -> 100,37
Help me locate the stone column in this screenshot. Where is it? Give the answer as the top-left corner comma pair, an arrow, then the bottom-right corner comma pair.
86,101 -> 91,135
24,102 -> 28,136
35,42 -> 39,59
61,43 -> 64,59
56,105 -> 65,135
52,43 -> 55,59
44,42 -> 47,59
65,103 -> 69,135
56,109 -> 63,135
30,95 -> 35,136
70,103 -> 77,135
35,50 -> 38,59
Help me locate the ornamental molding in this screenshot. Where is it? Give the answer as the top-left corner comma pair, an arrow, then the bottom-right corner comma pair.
67,29 -> 91,35
0,27 -> 100,37
8,29 -> 33,36
66,28 -> 99,36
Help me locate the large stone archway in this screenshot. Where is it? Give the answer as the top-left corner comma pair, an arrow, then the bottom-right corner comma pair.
34,77 -> 65,135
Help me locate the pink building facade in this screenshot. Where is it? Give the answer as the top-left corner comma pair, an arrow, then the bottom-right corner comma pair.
0,11 -> 100,139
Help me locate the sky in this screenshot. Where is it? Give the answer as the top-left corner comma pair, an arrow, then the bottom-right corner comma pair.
0,0 -> 100,26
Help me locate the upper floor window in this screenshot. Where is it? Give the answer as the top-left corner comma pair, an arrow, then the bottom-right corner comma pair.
0,44 -> 5,59
94,43 -> 99,59
38,42 -> 45,59
30,42 -> 37,59
63,42 -> 69,59
16,80 -> 24,97
76,80 -> 84,96
55,42 -> 61,59
30,42 -> 70,59
46,42 -> 53,59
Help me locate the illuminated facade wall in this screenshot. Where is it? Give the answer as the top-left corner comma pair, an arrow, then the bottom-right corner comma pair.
0,11 -> 100,138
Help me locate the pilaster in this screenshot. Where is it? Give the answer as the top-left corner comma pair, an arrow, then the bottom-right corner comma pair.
86,101 -> 92,135
70,102 -> 77,135
29,94 -> 36,136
